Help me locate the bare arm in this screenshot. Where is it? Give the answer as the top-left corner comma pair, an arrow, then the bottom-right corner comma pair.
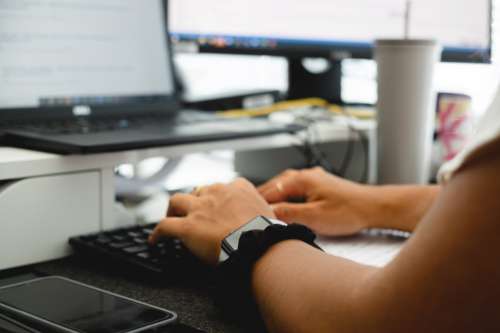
252,143 -> 500,332
364,184 -> 440,232
252,241 -> 376,332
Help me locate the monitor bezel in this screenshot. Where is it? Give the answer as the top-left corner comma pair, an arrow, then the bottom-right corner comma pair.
170,0 -> 493,64
0,0 -> 181,122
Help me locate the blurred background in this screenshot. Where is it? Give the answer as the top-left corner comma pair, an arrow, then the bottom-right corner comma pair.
174,1 -> 500,119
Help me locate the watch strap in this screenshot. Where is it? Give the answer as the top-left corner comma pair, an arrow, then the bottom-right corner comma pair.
212,223 -> 322,331
219,216 -> 282,263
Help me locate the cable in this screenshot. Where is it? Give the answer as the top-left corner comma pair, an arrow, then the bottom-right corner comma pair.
338,122 -> 356,177
291,106 -> 359,178
217,96 -> 372,180
291,117 -> 338,174
336,105 -> 374,183
291,104 -> 371,183
219,97 -> 372,181
358,130 -> 370,183
336,108 -> 363,180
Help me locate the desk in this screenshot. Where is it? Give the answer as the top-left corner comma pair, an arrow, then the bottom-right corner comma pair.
24,230 -> 405,333
0,119 -> 376,270
31,258 -> 240,333
0,121 -> 401,332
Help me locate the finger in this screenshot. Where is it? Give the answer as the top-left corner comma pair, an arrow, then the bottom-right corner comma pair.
257,170 -> 296,194
167,193 -> 196,217
232,178 -> 260,194
198,183 -> 226,196
272,202 -> 317,224
191,186 -> 204,197
149,217 -> 185,244
192,184 -> 217,197
261,176 -> 307,204
232,177 -> 254,188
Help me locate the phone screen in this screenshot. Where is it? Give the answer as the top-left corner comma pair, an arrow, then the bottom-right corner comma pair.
0,277 -> 174,333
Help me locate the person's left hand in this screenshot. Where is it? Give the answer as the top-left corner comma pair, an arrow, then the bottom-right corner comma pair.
149,178 -> 276,265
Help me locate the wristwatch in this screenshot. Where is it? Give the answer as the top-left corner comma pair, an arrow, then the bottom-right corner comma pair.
218,216 -> 284,263
214,217 -> 321,327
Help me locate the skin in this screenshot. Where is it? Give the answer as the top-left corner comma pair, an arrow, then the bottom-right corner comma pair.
150,138 -> 500,333
150,179 -> 276,265
257,167 -> 440,234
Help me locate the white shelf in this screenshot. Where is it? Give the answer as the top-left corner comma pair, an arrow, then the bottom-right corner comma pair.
0,119 -> 376,181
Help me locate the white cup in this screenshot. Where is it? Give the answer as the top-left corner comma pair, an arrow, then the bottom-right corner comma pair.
375,39 -> 441,184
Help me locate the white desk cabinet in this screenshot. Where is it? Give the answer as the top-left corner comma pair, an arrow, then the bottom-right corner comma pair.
0,172 -> 100,269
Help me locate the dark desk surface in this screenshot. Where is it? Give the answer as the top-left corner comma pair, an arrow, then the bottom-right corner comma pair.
5,257 -> 248,333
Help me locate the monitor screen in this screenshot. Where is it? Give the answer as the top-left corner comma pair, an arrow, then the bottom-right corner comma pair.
0,0 -> 175,110
170,0 -> 491,62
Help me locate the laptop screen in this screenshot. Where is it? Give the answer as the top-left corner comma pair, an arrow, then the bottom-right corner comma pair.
0,0 -> 174,111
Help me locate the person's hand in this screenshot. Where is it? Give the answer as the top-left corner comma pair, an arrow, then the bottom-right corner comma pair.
258,167 -> 372,236
149,178 -> 276,265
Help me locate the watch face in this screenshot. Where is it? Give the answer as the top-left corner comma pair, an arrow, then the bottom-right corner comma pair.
225,217 -> 273,252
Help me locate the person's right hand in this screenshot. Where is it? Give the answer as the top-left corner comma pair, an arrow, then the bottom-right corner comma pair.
258,167 -> 374,236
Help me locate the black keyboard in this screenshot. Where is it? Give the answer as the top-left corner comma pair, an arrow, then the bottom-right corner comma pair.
1,111 -> 219,136
21,117 -> 146,135
69,223 -> 206,279
5,116 -> 174,135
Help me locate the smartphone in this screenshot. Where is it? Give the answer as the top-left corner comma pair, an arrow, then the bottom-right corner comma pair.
0,276 -> 177,333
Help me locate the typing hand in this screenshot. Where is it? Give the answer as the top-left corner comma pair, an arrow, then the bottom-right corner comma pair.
258,167 -> 371,236
149,178 -> 275,265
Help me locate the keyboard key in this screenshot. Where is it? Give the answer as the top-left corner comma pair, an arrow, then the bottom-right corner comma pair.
133,237 -> 147,244
109,242 -> 134,249
142,229 -> 154,236
128,231 -> 143,238
137,252 -> 151,260
123,245 -> 149,254
112,235 -> 128,242
96,236 -> 111,245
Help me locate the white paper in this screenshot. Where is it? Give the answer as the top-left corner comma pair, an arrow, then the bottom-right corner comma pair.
317,230 -> 408,267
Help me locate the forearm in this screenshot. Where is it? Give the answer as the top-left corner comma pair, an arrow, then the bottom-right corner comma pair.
250,182 -> 473,333
361,185 -> 440,232
251,155 -> 500,333
252,240 -> 377,333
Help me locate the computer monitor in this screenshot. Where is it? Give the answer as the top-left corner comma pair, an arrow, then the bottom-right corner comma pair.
0,0 -> 177,119
169,0 -> 492,103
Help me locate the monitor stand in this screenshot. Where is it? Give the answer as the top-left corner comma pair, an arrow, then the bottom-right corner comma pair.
287,57 -> 343,104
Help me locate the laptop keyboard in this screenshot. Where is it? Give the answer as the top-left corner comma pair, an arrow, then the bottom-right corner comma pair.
6,116 -> 173,135
1,111 -> 219,135
69,223 -> 207,279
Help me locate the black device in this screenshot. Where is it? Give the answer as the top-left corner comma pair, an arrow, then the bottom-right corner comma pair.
69,223 -> 204,279
219,216 -> 274,262
0,276 -> 177,333
170,0 -> 493,104
0,0 -> 302,155
0,313 -> 40,333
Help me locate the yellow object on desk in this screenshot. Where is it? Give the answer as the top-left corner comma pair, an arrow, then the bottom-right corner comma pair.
216,98 -> 375,120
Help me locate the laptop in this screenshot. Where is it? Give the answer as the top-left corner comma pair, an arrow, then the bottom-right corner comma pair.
0,0 -> 302,155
